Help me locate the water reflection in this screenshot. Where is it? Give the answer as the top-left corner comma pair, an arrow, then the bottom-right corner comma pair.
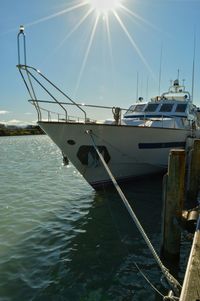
0,173 -> 170,301
62,175 -> 165,300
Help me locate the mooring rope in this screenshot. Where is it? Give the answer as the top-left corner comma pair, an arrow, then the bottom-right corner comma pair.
134,262 -> 165,298
86,130 -> 182,297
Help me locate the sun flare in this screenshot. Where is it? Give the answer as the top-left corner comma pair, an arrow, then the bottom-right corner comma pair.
88,0 -> 122,14
26,0 -> 155,93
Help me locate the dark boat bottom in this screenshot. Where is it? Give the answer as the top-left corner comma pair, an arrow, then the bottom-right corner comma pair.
91,170 -> 166,191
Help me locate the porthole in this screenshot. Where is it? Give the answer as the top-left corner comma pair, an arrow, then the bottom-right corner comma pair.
67,140 -> 76,145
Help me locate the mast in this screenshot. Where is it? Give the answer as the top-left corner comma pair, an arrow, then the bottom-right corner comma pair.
146,76 -> 149,100
136,72 -> 139,100
191,31 -> 196,103
158,44 -> 163,95
177,69 -> 180,82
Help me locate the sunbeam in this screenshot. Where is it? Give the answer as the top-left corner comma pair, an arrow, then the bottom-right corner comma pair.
59,8 -> 93,45
119,4 -> 161,34
74,14 -> 100,95
105,15 -> 114,65
112,11 -> 155,78
26,1 -> 88,28
44,7 -> 94,62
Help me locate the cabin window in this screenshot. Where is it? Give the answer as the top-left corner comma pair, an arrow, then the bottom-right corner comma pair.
134,104 -> 145,112
144,103 -> 159,112
125,105 -> 135,114
159,103 -> 174,112
175,104 -> 187,113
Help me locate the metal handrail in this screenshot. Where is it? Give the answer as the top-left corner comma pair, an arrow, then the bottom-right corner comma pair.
28,99 -> 127,123
28,99 -> 127,111
17,26 -> 87,122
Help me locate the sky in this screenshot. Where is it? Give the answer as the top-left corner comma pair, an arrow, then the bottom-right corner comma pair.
0,0 -> 200,125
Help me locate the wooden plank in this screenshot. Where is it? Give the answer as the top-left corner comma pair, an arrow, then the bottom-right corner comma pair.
179,217 -> 200,301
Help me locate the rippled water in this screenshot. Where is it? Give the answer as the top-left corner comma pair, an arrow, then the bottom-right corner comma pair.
0,135 -> 190,301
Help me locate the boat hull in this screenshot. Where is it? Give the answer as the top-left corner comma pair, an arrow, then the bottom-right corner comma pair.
38,121 -> 190,189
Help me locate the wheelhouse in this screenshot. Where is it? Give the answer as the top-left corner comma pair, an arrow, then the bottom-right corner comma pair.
123,101 -> 189,119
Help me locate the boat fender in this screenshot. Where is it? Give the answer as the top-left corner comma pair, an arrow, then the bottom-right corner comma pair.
62,152 -> 69,166
182,209 -> 199,233
186,210 -> 199,233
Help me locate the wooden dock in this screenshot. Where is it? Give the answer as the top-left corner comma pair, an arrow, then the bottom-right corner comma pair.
161,139 -> 200,300
180,140 -> 200,301
179,217 -> 200,301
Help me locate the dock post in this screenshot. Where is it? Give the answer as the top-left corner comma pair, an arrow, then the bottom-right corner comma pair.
187,139 -> 200,207
161,149 -> 186,262
179,216 -> 200,301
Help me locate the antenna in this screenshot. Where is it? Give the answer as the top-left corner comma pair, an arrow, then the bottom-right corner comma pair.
158,44 -> 163,95
140,76 -> 143,98
146,76 -> 149,100
136,72 -> 139,100
191,30 -> 196,102
177,69 -> 180,81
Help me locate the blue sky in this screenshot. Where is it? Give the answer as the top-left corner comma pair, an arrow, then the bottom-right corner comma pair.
1,0 -> 200,125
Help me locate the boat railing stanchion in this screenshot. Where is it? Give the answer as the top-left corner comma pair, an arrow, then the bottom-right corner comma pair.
17,26 -> 42,121
17,25 -> 26,67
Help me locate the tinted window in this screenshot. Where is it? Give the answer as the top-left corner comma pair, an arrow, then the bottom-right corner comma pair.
125,105 -> 135,114
175,104 -> 187,112
159,103 -> 174,112
144,103 -> 159,112
125,104 -> 145,115
134,104 -> 145,112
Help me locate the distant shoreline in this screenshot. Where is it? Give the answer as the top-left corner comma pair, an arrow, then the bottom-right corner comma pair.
0,126 -> 45,137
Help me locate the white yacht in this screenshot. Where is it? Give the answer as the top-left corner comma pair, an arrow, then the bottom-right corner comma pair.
17,28 -> 200,189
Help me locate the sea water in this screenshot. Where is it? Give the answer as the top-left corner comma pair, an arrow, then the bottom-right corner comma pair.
0,135 -> 190,301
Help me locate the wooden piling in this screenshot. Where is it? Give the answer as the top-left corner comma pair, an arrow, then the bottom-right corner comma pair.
161,149 -> 186,262
187,139 -> 200,206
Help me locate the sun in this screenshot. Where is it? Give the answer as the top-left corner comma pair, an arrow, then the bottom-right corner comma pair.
88,0 -> 122,15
